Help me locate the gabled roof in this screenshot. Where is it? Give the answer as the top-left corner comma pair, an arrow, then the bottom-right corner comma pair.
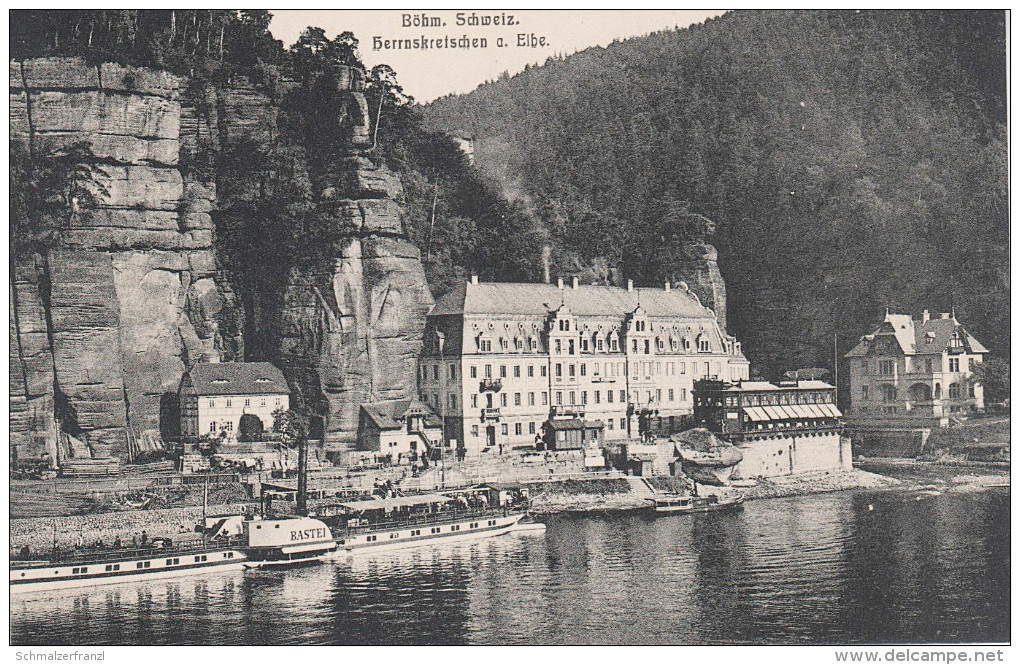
187,362 -> 288,396
846,312 -> 989,357
429,280 -> 716,319
361,399 -> 441,431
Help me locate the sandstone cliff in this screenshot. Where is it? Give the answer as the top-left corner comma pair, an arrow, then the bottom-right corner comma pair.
10,58 -> 432,461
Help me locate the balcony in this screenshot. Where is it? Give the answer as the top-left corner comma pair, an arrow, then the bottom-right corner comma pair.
479,378 -> 502,392
481,408 -> 501,420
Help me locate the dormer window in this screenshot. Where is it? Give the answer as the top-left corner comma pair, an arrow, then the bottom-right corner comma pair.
697,334 -> 710,353
949,332 -> 963,350
500,337 -> 509,352
530,337 -> 539,352
925,332 -> 936,345
514,337 -> 524,352
656,338 -> 665,352
255,378 -> 270,384
212,379 -> 228,384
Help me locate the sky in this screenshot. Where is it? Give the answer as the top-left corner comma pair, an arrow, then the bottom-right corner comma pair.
270,10 -> 726,103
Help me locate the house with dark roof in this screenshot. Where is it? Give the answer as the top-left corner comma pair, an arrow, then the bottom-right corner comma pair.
419,275 -> 750,457
179,362 -> 290,442
356,398 -> 442,462
844,310 -> 988,427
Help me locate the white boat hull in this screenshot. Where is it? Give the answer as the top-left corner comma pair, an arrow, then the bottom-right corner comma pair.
10,550 -> 248,594
334,513 -> 525,555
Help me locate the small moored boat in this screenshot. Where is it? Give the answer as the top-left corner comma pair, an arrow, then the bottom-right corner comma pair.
651,491 -> 744,514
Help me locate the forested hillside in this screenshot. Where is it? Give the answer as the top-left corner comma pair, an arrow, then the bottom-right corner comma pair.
424,10 -> 1009,376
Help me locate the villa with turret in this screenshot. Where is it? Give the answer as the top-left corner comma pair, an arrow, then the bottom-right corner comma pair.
844,310 -> 988,428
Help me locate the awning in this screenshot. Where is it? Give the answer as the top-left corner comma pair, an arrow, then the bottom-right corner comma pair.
763,406 -> 785,420
803,404 -> 823,418
335,493 -> 455,512
822,403 -> 843,418
281,541 -> 336,555
743,407 -> 768,422
791,404 -> 812,419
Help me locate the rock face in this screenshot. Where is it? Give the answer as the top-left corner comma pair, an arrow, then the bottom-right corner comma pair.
677,242 -> 727,330
10,59 -> 433,459
277,76 -> 433,448
9,58 -> 241,461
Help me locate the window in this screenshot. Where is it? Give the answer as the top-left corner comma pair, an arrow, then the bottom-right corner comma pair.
679,362 -> 686,374
528,392 -> 535,406
433,365 -> 440,380
632,339 -> 638,353
223,421 -> 233,432
580,363 -> 587,377
529,422 -> 536,435
608,419 -> 614,430
620,418 -> 626,430
879,360 -> 896,376
209,422 -> 217,433
500,365 -> 507,378
555,363 -> 562,378
275,398 -> 281,407
449,394 -> 457,410
449,363 -> 456,379
568,339 -> 576,354
514,392 -> 522,407
862,385 -> 869,400
620,390 -> 626,403
569,391 -> 576,405
514,365 -> 521,378
541,366 -> 547,377
515,423 -> 523,436
225,399 -> 232,408
244,398 -> 251,407
610,337 -> 619,352
568,364 -> 576,378
501,338 -> 509,352
668,389 -> 674,402
485,364 -> 492,378
607,390 -> 614,403
501,424 -> 509,436
948,358 -> 960,372
597,339 -> 605,352
471,425 -> 479,437
515,338 -> 524,351
555,340 -> 562,354
471,394 -> 478,408
881,385 -> 897,402
470,366 -> 477,379
581,391 -> 588,405
556,392 -> 563,405
479,338 -> 492,352
260,398 -> 266,407
527,365 -> 534,377
208,399 -> 216,409
541,392 -> 548,406
500,393 -> 507,407
581,337 -> 590,352
595,391 -> 601,404
697,335 -> 710,353
948,383 -> 961,399
530,338 -> 539,352
949,332 -> 963,350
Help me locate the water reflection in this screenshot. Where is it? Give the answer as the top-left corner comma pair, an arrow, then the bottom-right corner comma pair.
10,488 -> 1008,645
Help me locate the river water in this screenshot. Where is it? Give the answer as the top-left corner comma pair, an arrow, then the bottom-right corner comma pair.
10,485 -> 1009,645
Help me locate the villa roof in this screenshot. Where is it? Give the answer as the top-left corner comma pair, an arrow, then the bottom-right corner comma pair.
846,312 -> 988,357
187,362 -> 288,396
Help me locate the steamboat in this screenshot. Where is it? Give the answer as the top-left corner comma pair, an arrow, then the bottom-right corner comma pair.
10,513 -> 335,593
312,484 -> 534,554
650,490 -> 744,514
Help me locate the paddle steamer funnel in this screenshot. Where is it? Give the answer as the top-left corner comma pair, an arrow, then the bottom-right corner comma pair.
670,428 -> 743,486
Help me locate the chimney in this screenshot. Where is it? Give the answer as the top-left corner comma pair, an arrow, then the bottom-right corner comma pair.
470,274 -> 478,285
922,309 -> 930,323
627,279 -> 634,292
557,277 -> 564,289
664,282 -> 671,292
571,277 -> 579,290
940,312 -> 950,320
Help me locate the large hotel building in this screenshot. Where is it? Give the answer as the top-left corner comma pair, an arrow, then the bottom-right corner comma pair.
418,276 -> 750,456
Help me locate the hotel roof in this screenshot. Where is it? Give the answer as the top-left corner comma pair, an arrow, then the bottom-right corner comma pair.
429,280 -> 717,319
845,312 -> 988,357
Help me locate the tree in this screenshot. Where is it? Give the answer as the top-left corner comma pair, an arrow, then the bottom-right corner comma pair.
271,408 -> 307,447
238,413 -> 265,441
971,358 -> 1009,403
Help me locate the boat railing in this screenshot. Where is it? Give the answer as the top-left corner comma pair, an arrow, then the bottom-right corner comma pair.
10,536 -> 245,567
337,505 -> 523,535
